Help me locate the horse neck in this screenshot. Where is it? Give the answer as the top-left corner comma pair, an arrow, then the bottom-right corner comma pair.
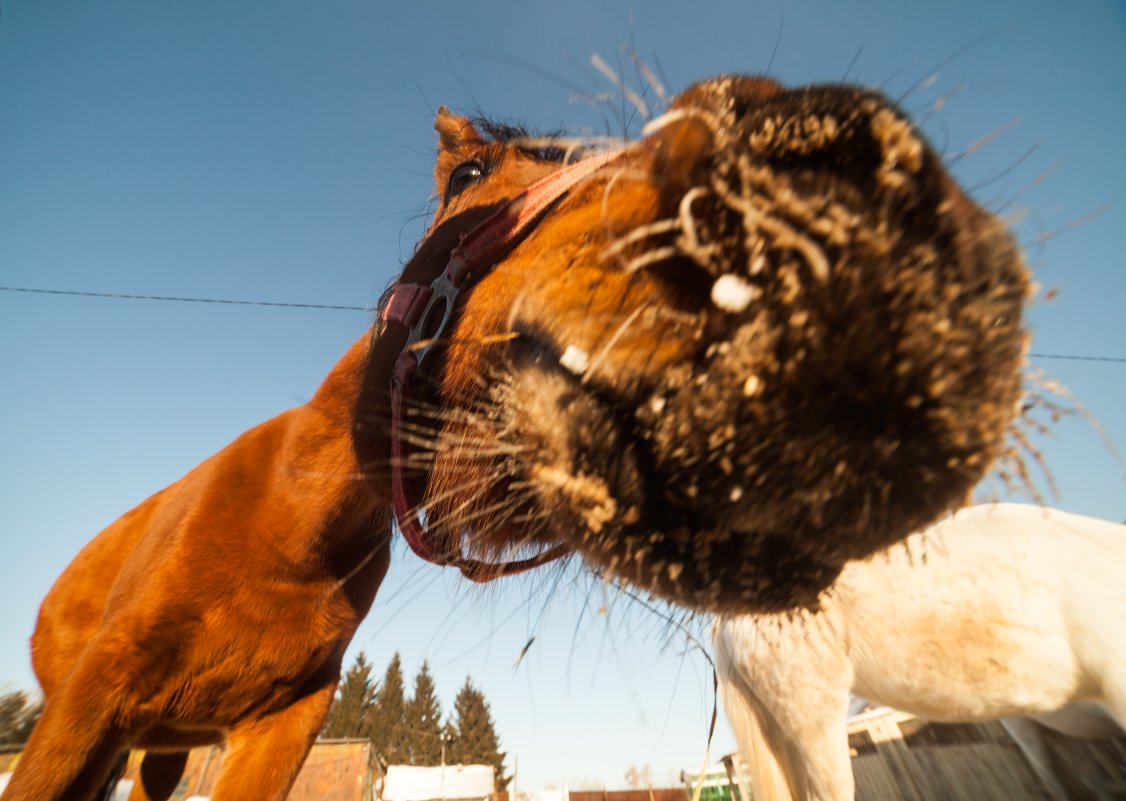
309,332 -> 374,430
308,329 -> 392,492
277,332 -> 389,555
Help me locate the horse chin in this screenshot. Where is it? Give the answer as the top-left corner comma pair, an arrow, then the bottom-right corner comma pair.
492,339 -> 845,613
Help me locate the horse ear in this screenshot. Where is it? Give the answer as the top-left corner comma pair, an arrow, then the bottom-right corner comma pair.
434,106 -> 483,154
433,107 -> 486,207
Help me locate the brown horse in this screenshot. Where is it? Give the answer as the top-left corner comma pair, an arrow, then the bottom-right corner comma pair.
2,76 -> 1029,801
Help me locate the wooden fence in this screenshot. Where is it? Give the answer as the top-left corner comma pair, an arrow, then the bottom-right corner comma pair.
847,708 -> 1126,800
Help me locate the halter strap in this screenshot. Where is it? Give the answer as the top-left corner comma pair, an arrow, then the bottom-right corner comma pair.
384,147 -> 622,581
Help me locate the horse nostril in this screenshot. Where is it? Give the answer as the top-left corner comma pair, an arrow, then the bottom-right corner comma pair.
650,75 -> 786,187
644,112 -> 718,191
648,256 -> 717,313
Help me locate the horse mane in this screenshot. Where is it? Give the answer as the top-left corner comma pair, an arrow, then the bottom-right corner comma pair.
469,116 -> 571,162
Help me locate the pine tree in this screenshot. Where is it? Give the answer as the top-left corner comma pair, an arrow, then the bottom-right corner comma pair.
370,652 -> 409,764
404,660 -> 443,765
0,691 -> 41,745
449,676 -> 510,789
321,651 -> 377,739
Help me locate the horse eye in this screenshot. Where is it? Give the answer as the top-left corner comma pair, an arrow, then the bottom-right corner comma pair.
447,161 -> 485,199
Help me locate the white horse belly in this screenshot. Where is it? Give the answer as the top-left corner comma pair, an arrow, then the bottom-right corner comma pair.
840,508 -> 1096,720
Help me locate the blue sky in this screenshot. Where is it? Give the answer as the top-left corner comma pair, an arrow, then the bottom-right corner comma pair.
1,0 -> 1124,793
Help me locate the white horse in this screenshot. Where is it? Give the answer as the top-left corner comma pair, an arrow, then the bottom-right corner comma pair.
713,503 -> 1126,800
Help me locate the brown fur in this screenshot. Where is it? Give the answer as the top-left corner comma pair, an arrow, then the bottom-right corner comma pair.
4,76 -> 1028,801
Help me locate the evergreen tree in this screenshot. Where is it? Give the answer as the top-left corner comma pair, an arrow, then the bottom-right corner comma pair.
449,676 -> 510,789
404,660 -> 443,765
321,651 -> 377,739
370,652 -> 409,764
0,691 -> 41,745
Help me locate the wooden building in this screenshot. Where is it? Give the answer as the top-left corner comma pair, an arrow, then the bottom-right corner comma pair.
846,708 -> 1126,800
122,738 -> 378,801
0,739 -> 378,801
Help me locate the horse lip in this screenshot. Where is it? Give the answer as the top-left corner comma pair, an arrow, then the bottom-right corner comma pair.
498,329 -> 656,532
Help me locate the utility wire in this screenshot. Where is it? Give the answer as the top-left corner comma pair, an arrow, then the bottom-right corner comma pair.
0,285 -> 368,312
2,285 -> 1123,363
1028,354 -> 1126,363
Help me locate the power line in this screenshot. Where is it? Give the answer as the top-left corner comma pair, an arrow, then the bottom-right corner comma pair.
0,285 -> 368,312
2,285 -> 1123,363
1029,353 -> 1126,363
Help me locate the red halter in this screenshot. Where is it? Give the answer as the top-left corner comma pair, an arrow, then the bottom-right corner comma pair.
382,148 -> 622,581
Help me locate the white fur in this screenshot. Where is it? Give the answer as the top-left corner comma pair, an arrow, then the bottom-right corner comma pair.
714,503 -> 1126,800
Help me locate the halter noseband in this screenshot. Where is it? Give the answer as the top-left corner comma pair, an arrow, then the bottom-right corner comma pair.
382,148 -> 622,582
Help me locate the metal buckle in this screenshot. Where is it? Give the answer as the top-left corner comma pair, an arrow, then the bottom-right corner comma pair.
405,266 -> 462,371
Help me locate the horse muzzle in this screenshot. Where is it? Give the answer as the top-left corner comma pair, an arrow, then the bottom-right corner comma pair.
425,76 -> 1030,612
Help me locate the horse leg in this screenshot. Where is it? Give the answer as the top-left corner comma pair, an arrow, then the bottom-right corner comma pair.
788,711 -> 854,801
1101,670 -> 1126,732
0,662 -> 130,801
719,671 -> 808,800
98,752 -> 129,801
1004,716 -> 1092,801
125,752 -> 189,801
1007,704 -> 1126,801
715,612 -> 856,801
207,679 -> 338,801
762,656 -> 855,799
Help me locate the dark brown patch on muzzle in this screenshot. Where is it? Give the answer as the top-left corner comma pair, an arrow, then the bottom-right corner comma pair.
564,77 -> 1029,611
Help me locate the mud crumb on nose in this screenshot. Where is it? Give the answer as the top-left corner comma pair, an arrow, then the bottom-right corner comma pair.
559,344 -> 590,375
711,273 -> 759,312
